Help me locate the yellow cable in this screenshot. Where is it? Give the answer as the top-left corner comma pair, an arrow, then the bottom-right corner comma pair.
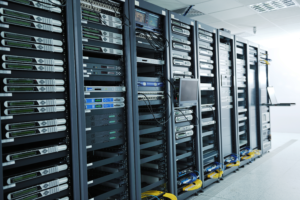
141,191 -> 177,200
182,179 -> 202,191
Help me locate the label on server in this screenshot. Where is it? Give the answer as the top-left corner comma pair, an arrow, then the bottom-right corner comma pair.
82,15 -> 122,29
172,26 -> 190,36
82,9 -> 122,23
1,32 -> 63,46
3,78 -> 64,85
0,8 -> 62,26
2,55 -> 63,65
4,106 -> 65,115
4,99 -> 65,107
5,118 -> 66,131
84,86 -> 125,92
7,177 -> 68,200
173,59 -> 191,67
171,20 -> 190,29
138,81 -> 163,87
85,103 -> 125,110
6,145 -> 67,161
4,86 -> 65,92
85,69 -> 122,76
173,42 -> 191,51
83,45 -> 123,55
7,164 -> 68,184
82,26 -> 122,39
85,97 -> 124,103
172,36 -> 191,45
1,39 -> 63,52
0,16 -> 62,33
82,33 -> 122,45
6,125 -> 66,139
5,0 -> 62,13
2,63 -> 64,72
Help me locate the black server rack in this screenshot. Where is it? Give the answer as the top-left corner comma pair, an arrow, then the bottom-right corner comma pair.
234,36 -> 252,167
168,12 -> 202,199
196,22 -> 223,188
217,30 -> 238,177
246,41 -> 263,159
73,0 -> 135,199
257,47 -> 271,154
0,1 -> 80,200
129,0 -> 174,199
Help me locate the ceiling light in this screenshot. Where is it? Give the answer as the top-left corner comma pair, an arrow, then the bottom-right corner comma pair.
249,0 -> 298,13
172,7 -> 205,17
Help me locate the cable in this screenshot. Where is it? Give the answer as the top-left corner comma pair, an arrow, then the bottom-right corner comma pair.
143,194 -> 160,200
139,93 -> 172,125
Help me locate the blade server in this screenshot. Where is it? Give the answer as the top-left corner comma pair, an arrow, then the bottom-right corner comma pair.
0,0 -> 79,200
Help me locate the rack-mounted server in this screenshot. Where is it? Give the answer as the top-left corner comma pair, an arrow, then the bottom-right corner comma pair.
196,22 -> 223,188
0,0 -> 80,200
73,0 -> 135,199
168,12 -> 202,200
129,1 -> 174,199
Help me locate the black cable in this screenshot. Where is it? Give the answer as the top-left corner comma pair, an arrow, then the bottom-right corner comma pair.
139,93 -> 172,125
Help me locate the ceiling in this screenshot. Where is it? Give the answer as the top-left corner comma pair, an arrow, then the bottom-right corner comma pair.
144,0 -> 300,43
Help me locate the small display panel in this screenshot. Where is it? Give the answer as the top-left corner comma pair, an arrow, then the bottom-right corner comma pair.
135,10 -> 145,23
179,79 -> 198,106
148,14 -> 158,27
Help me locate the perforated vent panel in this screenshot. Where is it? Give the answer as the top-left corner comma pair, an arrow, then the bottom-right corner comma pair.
249,0 -> 298,13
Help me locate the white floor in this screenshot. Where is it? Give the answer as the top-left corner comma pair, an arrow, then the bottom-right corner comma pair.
191,132 -> 300,200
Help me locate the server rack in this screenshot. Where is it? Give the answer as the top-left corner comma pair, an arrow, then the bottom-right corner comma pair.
234,36 -> 251,167
217,30 -> 239,177
246,41 -> 262,160
73,0 -> 135,199
0,0 -> 80,199
129,0 -> 174,199
196,22 -> 223,188
257,47 -> 271,154
168,12 -> 201,199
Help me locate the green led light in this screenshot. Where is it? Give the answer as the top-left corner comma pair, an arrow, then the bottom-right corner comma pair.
12,187 -> 38,198
95,99 -> 102,102
110,131 -> 116,134
9,108 -> 35,114
8,79 -> 34,84
109,115 -> 115,118
23,194 -> 38,200
7,64 -> 33,70
11,130 -> 36,137
109,121 -> 115,123
10,123 -> 36,129
8,87 -> 34,91
95,105 -> 102,108
5,10 -> 31,19
83,34 -> 99,40
12,173 -> 37,183
7,56 -> 33,62
83,16 -> 99,22
83,9 -> 97,16
6,33 -> 32,41
11,151 -> 37,160
9,101 -> 34,106
6,18 -> 31,26
83,27 -> 99,34
110,137 -> 116,139
83,46 -> 100,51
7,41 -> 32,48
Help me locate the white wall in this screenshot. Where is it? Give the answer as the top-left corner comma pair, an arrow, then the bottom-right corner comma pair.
251,34 -> 300,133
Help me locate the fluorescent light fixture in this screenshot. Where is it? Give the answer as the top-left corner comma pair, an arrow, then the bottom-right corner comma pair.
249,0 -> 298,13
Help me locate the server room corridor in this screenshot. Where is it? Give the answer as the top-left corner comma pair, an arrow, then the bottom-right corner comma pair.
191,132 -> 300,200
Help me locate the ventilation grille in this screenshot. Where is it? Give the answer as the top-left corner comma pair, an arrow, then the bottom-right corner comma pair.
250,0 -> 298,13
172,7 -> 205,17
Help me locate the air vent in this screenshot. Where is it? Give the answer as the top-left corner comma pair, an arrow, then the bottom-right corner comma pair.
249,0 -> 298,13
172,7 -> 205,17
